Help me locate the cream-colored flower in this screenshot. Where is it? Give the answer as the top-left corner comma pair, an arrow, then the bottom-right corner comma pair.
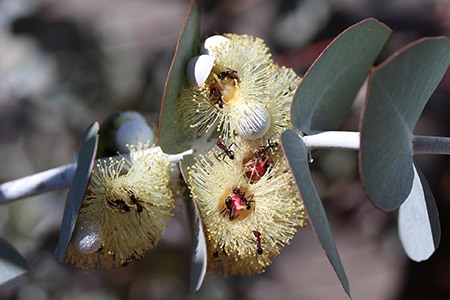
179,34 -> 301,142
64,145 -> 174,269
265,65 -> 301,137
187,141 -> 307,276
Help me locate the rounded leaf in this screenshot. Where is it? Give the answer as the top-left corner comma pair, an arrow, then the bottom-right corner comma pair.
291,18 -> 391,134
360,37 -> 450,211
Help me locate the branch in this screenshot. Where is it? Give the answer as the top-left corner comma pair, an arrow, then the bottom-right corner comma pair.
302,131 -> 360,150
0,147 -> 193,204
302,131 -> 450,154
1,132 -> 449,204
0,163 -> 76,204
412,135 -> 450,155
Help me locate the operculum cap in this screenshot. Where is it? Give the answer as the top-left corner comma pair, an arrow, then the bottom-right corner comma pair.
236,102 -> 271,140
186,54 -> 215,87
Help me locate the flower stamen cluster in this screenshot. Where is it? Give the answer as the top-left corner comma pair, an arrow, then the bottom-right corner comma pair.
64,144 -> 174,269
179,34 -> 301,141
181,33 -> 307,276
188,140 -> 307,276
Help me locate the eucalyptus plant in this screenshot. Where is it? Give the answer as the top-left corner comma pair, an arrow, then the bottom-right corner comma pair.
1,1 -> 449,298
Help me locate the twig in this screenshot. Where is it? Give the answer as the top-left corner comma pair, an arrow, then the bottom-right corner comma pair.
0,147 -> 193,204
412,135 -> 450,155
302,131 -> 360,151
0,163 -> 76,204
302,131 -> 450,154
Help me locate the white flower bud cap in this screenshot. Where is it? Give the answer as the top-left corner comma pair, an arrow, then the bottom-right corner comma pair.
72,223 -> 102,254
236,102 -> 271,140
186,54 -> 215,87
200,35 -> 230,56
118,110 -> 148,124
115,120 -> 154,153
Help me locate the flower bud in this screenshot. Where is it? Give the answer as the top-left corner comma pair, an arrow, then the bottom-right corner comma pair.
236,103 -> 271,140
118,110 -> 148,124
72,223 -> 102,254
115,120 -> 154,153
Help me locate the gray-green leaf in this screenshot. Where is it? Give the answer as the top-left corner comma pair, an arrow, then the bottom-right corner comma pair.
281,128 -> 351,299
159,0 -> 200,154
360,37 -> 450,211
180,155 -> 207,292
291,18 -> 391,134
0,237 -> 29,286
56,122 -> 99,261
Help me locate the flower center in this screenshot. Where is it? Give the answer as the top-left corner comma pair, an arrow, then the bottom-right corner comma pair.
209,70 -> 241,107
242,141 -> 278,181
218,186 -> 254,221
243,156 -> 269,182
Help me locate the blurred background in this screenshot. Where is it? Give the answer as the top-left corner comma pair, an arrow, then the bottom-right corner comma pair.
0,0 -> 449,299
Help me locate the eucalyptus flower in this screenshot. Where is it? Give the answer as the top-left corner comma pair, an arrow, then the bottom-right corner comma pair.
64,145 -> 174,269
179,34 -> 301,142
187,141 -> 307,276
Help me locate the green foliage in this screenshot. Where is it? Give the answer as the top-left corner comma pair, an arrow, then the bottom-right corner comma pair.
56,122 -> 99,261
158,0 -> 200,154
360,37 -> 450,211
291,18 -> 391,134
286,19 -> 449,295
0,238 -> 29,286
281,129 -> 350,299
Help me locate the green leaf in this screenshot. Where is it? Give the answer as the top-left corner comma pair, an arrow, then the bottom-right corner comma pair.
281,129 -> 351,299
180,155 -> 207,292
360,37 -> 450,211
0,237 -> 29,286
56,122 -> 99,261
291,18 -> 391,134
398,164 -> 440,262
158,0 -> 200,154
